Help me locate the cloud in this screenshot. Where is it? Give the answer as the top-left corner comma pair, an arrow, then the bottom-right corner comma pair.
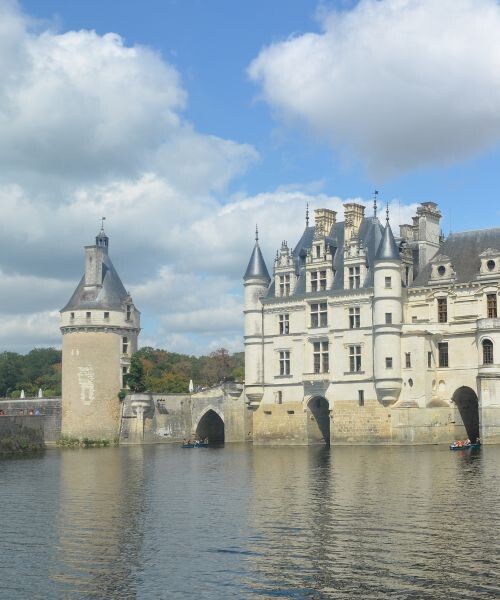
0,1 -> 424,356
248,0 -> 500,175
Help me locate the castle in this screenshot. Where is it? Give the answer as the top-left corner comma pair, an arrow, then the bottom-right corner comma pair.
244,200 -> 500,445
58,199 -> 500,446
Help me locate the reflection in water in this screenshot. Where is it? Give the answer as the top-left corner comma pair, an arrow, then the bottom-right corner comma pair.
51,447 -> 148,599
0,445 -> 499,599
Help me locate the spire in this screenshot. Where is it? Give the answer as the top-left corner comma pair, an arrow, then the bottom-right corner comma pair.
306,203 -> 309,227
373,190 -> 378,219
244,228 -> 271,281
96,216 -> 109,252
386,202 -> 390,224
375,215 -> 400,261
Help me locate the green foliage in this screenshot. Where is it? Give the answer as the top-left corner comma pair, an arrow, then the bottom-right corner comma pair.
0,348 -> 62,398
0,345 -> 245,399
56,436 -> 112,448
117,389 -> 127,401
124,354 -> 146,392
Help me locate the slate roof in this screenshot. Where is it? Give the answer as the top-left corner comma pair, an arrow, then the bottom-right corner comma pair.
263,217 -> 385,299
62,251 -> 130,311
412,227 -> 500,286
376,222 -> 400,260
244,242 -> 271,281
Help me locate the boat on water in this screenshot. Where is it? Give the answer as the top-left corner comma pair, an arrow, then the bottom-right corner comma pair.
181,441 -> 209,448
449,442 -> 481,451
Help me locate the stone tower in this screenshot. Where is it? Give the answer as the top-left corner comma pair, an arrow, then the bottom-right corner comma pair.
243,227 -> 270,406
60,224 -> 140,440
373,212 -> 403,406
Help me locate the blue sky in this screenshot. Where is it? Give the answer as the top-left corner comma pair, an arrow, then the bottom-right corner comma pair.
1,0 -> 500,353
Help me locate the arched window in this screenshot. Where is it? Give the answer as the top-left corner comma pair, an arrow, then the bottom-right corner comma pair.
482,339 -> 494,365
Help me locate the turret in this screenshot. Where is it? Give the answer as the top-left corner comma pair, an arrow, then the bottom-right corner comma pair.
373,209 -> 403,406
243,226 -> 270,405
60,223 -> 141,440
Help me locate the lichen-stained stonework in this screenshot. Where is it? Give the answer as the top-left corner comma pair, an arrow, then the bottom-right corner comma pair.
244,201 -> 500,445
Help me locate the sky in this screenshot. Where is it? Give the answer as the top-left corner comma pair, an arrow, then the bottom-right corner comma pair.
1,0 -> 500,354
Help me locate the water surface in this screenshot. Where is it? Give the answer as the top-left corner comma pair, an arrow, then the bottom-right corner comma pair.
0,444 -> 499,599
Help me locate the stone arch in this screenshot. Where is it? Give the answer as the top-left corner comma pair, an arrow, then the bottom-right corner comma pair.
306,396 -> 330,446
452,386 -> 480,443
195,407 -> 225,443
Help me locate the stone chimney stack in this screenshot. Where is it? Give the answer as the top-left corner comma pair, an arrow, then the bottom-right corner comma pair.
314,208 -> 336,238
343,202 -> 365,240
84,246 -> 104,288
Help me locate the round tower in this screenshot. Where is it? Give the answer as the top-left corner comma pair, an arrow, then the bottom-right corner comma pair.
373,211 -> 403,406
60,223 -> 141,440
243,226 -> 270,405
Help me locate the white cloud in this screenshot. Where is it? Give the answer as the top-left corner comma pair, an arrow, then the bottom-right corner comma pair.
0,1 -> 425,356
249,0 -> 500,175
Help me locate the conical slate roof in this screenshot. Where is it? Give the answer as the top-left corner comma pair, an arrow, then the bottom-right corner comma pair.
376,221 -> 400,261
62,251 -> 130,312
244,241 -> 270,281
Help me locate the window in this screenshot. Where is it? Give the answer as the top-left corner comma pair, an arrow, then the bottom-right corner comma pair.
349,307 -> 360,329
311,303 -> 328,328
315,245 -> 321,258
437,265 -> 446,276
86,311 -> 91,319
483,339 -> 494,365
279,274 -> 291,297
311,270 -> 327,292
104,311 -> 109,319
487,259 -> 496,271
70,312 -> 75,319
385,276 -> 392,289
279,314 -> 290,335
279,351 -> 290,375
405,352 -> 411,368
358,390 -> 364,407
349,345 -> 362,372
313,342 -> 329,373
349,266 -> 361,289
385,312 -> 392,324
428,351 -> 432,368
126,305 -> 132,320
438,342 -> 448,368
122,336 -> 129,355
122,366 -> 128,387
487,294 -> 498,318
385,357 -> 393,369
405,266 -> 410,286
276,391 -> 283,404
437,298 -> 447,323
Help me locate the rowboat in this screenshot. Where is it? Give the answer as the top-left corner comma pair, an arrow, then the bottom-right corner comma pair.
449,443 -> 481,451
182,443 -> 195,448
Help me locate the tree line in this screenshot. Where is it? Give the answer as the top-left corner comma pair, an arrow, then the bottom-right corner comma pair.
0,346 -> 244,398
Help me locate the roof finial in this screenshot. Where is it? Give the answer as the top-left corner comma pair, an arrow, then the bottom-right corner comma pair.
100,216 -> 106,234
386,203 -> 390,224
306,203 -> 310,227
373,190 -> 378,219
255,224 -> 259,242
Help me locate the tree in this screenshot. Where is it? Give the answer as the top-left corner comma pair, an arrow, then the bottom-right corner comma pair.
124,354 -> 146,392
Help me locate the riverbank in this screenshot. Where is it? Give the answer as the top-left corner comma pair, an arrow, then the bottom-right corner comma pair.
0,416 -> 44,455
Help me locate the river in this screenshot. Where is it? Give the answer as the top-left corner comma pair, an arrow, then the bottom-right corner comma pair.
0,444 -> 498,599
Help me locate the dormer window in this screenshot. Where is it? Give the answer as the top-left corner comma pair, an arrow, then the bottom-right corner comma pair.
70,312 -> 75,320
437,265 -> 446,276
349,266 -> 361,289
479,249 -> 500,277
126,305 -> 132,321
279,274 -> 291,297
104,312 -> 109,319
430,255 -> 455,281
86,312 -> 91,319
311,270 -> 327,292
315,245 -> 321,258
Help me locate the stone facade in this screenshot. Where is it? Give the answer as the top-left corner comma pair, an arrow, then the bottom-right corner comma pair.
60,227 -> 140,441
244,200 -> 500,445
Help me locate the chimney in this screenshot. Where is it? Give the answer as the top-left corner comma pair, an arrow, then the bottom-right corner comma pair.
314,208 -> 336,238
343,203 -> 365,240
84,246 -> 104,287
